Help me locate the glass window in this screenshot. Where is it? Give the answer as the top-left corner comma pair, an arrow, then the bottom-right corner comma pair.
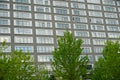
38,55 -> 53,62
15,46 -> 34,52
103,6 -> 116,12
14,36 -> 33,43
72,9 -> 86,15
3,46 -> 11,52
82,39 -> 91,45
55,22 -> 71,29
94,47 -> 103,53
13,4 -> 31,11
104,13 -> 117,18
93,39 -> 106,45
117,1 -> 120,6
107,26 -> 120,31
35,21 -> 52,28
36,29 -> 53,35
54,8 -> 69,14
71,3 -> 85,9
0,10 -> 10,17
73,17 -> 87,23
90,18 -> 103,24
92,32 -> 106,38
108,33 -> 120,38
56,30 -> 70,36
74,24 -> 88,30
0,27 -> 10,33
54,15 -> 70,21
13,0 -> 30,3
75,31 -> 89,37
14,28 -> 32,34
0,0 -> 9,1
88,4 -> 101,10
14,12 -> 31,19
102,0 -> 115,5
0,36 -> 11,42
34,0 -> 50,5
34,6 -> 51,13
36,37 -> 54,44
14,19 -> 32,26
0,3 -> 9,9
95,55 -> 103,61
106,19 -> 119,25
91,25 -> 105,30
37,46 -> 54,53
35,14 -> 51,20
82,47 -> 92,53
89,11 -> 102,17
87,0 -> 100,4
53,1 -> 68,7
0,19 -> 10,25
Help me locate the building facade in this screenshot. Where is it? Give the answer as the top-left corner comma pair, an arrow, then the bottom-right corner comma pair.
0,0 -> 120,69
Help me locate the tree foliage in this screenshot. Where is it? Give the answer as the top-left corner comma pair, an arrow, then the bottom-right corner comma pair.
91,40 -> 120,80
51,30 -> 89,80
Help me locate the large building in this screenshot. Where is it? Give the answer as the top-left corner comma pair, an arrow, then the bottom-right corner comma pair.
0,0 -> 120,69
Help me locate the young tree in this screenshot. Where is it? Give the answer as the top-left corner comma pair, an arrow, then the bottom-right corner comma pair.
91,40 -> 120,80
51,30 -> 89,80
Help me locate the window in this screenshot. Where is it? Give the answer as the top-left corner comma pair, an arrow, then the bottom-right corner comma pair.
14,36 -> 33,43
90,18 -> 103,24
13,0 -> 30,3
35,14 -> 51,20
55,22 -> 71,29
54,8 -> 69,14
53,1 -> 68,7
34,0 -> 50,5
38,55 -> 53,62
71,3 -> 85,9
82,39 -> 90,45
74,24 -> 88,30
55,15 -> 70,21
14,19 -> 32,26
3,46 -> 11,52
14,28 -> 32,34
95,55 -> 103,61
0,36 -> 11,42
72,9 -> 86,15
56,30 -> 69,36
35,21 -> 52,28
14,12 -> 31,19
108,33 -> 120,38
36,37 -> 54,44
87,0 -> 100,4
15,46 -> 34,52
0,27 -> 10,33
89,11 -> 102,17
93,39 -> 106,45
73,17 -> 87,23
117,1 -> 120,6
107,26 -> 120,31
0,19 -> 10,25
82,47 -> 91,53
106,19 -> 119,25
92,32 -> 106,38
37,46 -> 54,53
34,6 -> 51,13
36,29 -> 53,35
104,13 -> 117,18
103,6 -> 116,12
13,4 -> 31,11
102,0 -> 115,5
71,0 -> 84,2
75,31 -> 89,37
0,3 -> 9,9
91,25 -> 105,30
94,47 -> 103,53
0,10 -> 10,17
0,0 -> 9,1
88,4 -> 101,10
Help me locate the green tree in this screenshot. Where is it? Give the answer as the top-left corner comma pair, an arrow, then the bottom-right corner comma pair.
91,40 -> 120,80
51,30 -> 89,80
0,42 -> 49,80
